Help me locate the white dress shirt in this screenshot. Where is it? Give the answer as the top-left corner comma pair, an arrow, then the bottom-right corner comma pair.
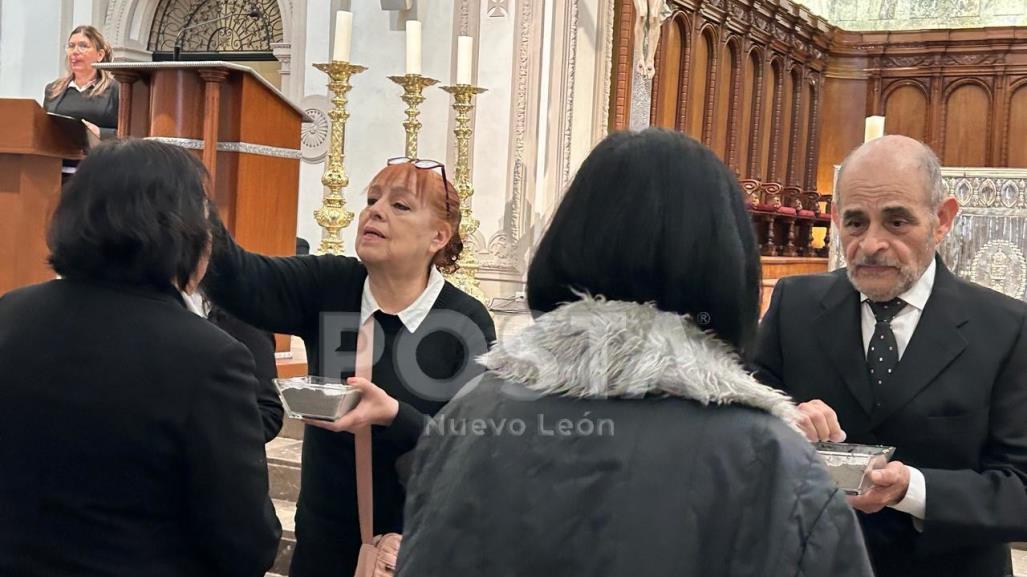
859,258 -> 936,521
70,79 -> 93,92
360,266 -> 446,333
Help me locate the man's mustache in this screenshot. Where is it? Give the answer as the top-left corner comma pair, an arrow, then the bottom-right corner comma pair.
852,254 -> 900,268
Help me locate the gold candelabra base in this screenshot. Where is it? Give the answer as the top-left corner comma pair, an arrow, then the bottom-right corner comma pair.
312,60 -> 367,255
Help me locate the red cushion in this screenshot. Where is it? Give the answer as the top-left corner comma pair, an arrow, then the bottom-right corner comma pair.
776,207 -> 797,216
798,209 -> 816,217
757,204 -> 778,212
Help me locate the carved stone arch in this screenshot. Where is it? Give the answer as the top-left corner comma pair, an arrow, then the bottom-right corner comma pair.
106,0 -> 293,52
148,0 -> 283,54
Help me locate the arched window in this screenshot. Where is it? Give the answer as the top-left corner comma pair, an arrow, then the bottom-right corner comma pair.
148,0 -> 283,61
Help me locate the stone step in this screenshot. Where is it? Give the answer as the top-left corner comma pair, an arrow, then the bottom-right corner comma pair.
1014,545 -> 1026,577
280,416 -> 305,440
267,437 -> 303,503
269,498 -> 297,576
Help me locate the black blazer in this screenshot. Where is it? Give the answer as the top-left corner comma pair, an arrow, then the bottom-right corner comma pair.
754,256 -> 1027,577
0,279 -> 281,577
209,306 -> 284,442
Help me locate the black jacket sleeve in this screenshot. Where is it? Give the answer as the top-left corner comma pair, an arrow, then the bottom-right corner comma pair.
184,339 -> 282,576
202,211 -> 360,336
210,308 -> 285,442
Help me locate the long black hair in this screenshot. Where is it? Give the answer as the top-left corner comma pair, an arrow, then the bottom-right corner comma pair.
527,128 -> 761,353
48,139 -> 212,290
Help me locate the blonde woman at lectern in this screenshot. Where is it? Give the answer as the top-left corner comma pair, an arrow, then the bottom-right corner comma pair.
44,25 -> 119,141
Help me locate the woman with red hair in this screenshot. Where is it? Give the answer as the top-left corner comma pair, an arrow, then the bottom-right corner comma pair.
202,158 -> 496,577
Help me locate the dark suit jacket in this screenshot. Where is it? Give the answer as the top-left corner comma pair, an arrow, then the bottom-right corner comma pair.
754,256 -> 1027,577
0,279 -> 281,577
209,307 -> 284,442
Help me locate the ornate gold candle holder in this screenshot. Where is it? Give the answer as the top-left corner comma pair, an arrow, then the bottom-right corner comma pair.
387,74 -> 439,158
440,83 -> 488,303
312,61 -> 367,255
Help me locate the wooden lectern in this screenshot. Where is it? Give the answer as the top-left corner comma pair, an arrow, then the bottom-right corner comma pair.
0,99 -> 84,295
93,61 -> 307,259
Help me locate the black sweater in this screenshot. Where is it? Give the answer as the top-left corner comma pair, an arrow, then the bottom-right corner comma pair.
43,80 -> 119,139
202,224 -> 496,576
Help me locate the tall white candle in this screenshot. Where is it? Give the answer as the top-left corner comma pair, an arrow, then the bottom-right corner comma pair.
456,36 -> 473,85
332,11 -> 353,62
864,115 -> 885,142
406,21 -> 422,75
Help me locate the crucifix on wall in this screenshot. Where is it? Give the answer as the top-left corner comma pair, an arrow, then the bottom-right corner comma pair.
633,0 -> 666,79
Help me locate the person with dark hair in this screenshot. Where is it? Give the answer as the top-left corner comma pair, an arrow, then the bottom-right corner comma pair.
394,129 -> 874,577
201,158 -> 497,577
44,25 -> 118,141
0,139 -> 281,577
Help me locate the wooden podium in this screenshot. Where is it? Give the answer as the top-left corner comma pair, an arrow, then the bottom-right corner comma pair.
0,99 -> 85,295
94,61 -> 307,259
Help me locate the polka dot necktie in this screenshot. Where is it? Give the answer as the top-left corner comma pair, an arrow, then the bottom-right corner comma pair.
867,297 -> 907,401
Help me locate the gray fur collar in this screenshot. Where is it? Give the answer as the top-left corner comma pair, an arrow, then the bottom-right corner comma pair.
483,296 -> 800,427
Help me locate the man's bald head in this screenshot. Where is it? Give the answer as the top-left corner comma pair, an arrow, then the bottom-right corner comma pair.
836,135 -> 944,213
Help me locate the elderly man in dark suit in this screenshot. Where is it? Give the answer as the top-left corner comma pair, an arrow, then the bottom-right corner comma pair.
755,135 -> 1027,577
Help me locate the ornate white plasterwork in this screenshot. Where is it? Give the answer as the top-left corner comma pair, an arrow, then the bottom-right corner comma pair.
559,0 -> 581,192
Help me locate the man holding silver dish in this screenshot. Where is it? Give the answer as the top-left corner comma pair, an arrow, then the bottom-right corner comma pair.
754,135 -> 1027,577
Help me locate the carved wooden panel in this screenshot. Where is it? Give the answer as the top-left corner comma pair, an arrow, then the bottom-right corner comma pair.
612,0 -> 1027,199
652,19 -> 685,129
688,30 -> 712,140
944,83 -> 991,167
1007,84 -> 1027,168
884,83 -> 930,144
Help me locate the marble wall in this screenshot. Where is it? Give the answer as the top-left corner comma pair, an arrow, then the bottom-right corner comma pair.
806,0 -> 1027,30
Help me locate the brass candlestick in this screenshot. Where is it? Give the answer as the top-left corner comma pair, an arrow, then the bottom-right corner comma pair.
387,74 -> 439,158
440,83 -> 488,303
312,61 -> 367,255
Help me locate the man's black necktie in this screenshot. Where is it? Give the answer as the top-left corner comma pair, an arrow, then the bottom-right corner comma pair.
867,298 -> 907,402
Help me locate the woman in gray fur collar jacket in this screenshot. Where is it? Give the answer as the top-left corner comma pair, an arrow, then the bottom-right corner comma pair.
395,129 -> 874,577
